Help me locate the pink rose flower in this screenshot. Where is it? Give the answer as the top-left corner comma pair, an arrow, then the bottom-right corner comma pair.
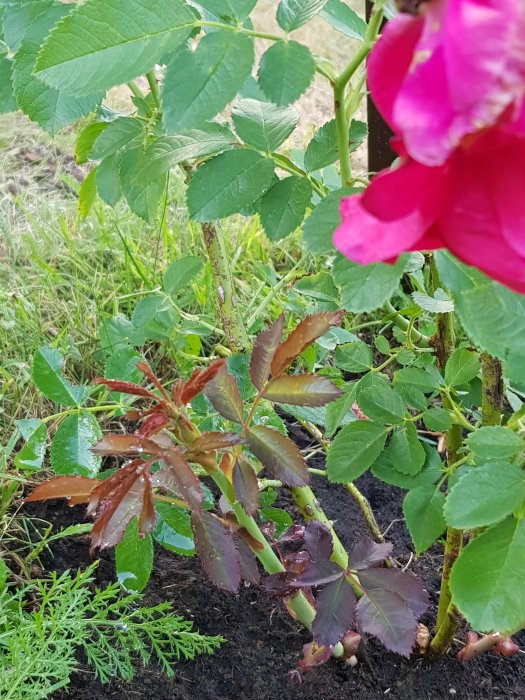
333,0 -> 525,293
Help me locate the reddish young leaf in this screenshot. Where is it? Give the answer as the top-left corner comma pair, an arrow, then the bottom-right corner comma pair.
291,560 -> 343,588
92,434 -> 162,457
88,462 -> 155,551
136,360 -> 171,401
312,576 -> 356,648
235,526 -> 265,552
190,510 -> 241,593
304,521 -> 333,562
356,589 -> 417,657
249,314 -> 284,390
24,475 -> 96,504
278,524 -> 305,545
297,641 -> 332,673
189,431 -> 244,455
270,312 -> 344,377
135,412 -> 170,439
158,447 -> 203,511
204,364 -> 244,423
93,377 -> 158,400
357,568 -> 429,617
349,538 -> 393,570
232,458 -> 259,515
263,572 -> 293,596
263,375 -> 342,407
177,359 -> 225,405
236,537 -> 261,585
283,550 -> 310,575
138,478 -> 156,536
246,425 -> 309,487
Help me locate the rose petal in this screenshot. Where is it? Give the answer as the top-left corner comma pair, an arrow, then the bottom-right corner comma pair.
367,13 -> 423,130
361,159 -> 448,222
334,193 -> 430,265
440,149 -> 525,293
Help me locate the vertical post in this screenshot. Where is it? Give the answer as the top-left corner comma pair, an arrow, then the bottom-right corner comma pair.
365,1 -> 395,173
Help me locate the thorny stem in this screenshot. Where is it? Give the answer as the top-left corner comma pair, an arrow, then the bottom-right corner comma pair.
429,306 -> 463,658
210,469 -> 318,630
480,353 -> 503,427
201,223 -> 251,354
146,70 -> 161,108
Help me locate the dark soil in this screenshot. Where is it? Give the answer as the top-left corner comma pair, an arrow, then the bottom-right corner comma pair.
29,424 -> 525,700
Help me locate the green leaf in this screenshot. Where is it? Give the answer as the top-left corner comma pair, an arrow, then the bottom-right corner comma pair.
162,32 -> 253,132
32,346 -> 88,407
320,0 -> 367,40
0,55 -> 16,114
334,340 -> 372,373
12,4 -> 100,134
450,516 -> 525,633
324,383 -> 358,437
403,486 -> 446,555
445,462 -> 525,529
259,176 -> 312,241
276,0 -> 328,32
140,125 -> 236,181
95,153 -> 122,206
372,444 -> 443,490
231,98 -> 299,153
90,117 -> 143,160
50,412 -> 102,477
357,385 -> 406,424
301,187 -> 358,253
332,256 -> 406,313
304,119 -> 367,172
35,0 -> 194,94
422,407 -> 452,432
105,346 -> 142,384
187,149 -> 275,221
14,420 -> 47,470
120,146 -> 166,222
196,0 -> 257,21
2,0 -> 53,53
78,168 -> 97,218
153,501 -> 195,556
412,289 -> 454,314
115,518 -> 154,592
259,506 -> 293,538
75,121 -> 109,164
387,423 -> 426,476
327,421 -> 387,483
0,559 -> 7,593
258,40 -> 315,106
444,348 -> 480,387
163,256 -> 203,296
465,426 -> 525,462
393,367 -> 440,394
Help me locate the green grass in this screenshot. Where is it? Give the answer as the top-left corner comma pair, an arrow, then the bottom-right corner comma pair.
0,114 -> 322,448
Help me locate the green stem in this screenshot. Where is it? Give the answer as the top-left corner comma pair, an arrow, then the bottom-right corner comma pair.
334,7 -> 384,88
146,70 -> 160,107
344,483 -> 384,543
245,253 -> 309,329
127,80 -> 144,99
41,404 -> 123,424
201,223 -> 251,353
334,81 -> 352,186
197,20 -> 282,42
384,302 -> 430,348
